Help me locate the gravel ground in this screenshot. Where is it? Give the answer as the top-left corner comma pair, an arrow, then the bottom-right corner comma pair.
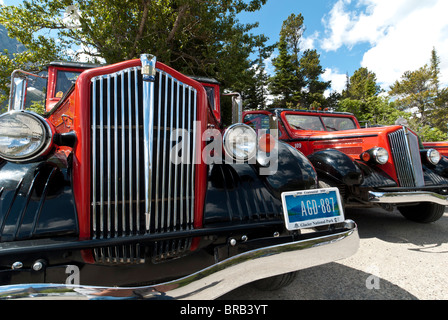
220,207 -> 448,300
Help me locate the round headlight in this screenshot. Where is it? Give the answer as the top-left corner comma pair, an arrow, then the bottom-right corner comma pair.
223,123 -> 257,161
0,111 -> 52,162
372,147 -> 389,165
426,149 -> 441,165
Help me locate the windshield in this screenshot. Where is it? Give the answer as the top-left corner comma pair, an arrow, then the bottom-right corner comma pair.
322,116 -> 357,131
285,114 -> 325,131
284,113 -> 357,132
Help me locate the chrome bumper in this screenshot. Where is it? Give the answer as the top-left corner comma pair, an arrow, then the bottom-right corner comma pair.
369,191 -> 448,206
0,220 -> 358,300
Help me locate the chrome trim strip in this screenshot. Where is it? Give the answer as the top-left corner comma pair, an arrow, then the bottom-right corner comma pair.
121,71 -> 126,235
173,81 -> 180,228
141,56 -> 156,232
369,191 -> 448,206
128,70 -> 133,234
191,90 -> 197,226
161,74 -> 169,231
167,76 -> 174,230
91,79 -> 97,237
186,88 -> 192,227
114,75 -> 118,235
135,68 -> 140,234
99,77 -> 104,238
180,84 -> 186,228
154,73 -> 162,231
0,221 -> 358,300
107,75 -> 111,237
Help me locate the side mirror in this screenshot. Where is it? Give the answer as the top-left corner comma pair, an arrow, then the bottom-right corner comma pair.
223,92 -> 242,124
9,71 -> 28,111
8,70 -> 47,112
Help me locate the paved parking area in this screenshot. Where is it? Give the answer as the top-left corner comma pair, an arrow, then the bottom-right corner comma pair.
221,207 -> 448,300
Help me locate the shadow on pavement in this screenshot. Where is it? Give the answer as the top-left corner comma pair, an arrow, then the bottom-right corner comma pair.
219,262 -> 417,300
220,207 -> 448,300
344,207 -> 448,250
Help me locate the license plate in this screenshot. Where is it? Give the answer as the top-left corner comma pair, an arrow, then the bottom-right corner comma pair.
281,188 -> 344,230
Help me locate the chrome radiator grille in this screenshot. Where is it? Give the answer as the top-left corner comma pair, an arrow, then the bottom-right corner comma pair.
90,67 -> 198,246
388,127 -> 424,187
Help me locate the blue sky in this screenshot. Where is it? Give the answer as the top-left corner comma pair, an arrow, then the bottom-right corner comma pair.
238,0 -> 448,95
2,0 -> 448,95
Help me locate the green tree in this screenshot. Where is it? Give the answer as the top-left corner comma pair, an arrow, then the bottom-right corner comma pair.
269,13 -> 329,109
299,49 -> 330,109
342,67 -> 381,100
388,49 -> 447,141
389,64 -> 435,127
338,67 -> 406,126
0,0 -> 270,102
241,45 -> 274,110
269,32 -> 299,107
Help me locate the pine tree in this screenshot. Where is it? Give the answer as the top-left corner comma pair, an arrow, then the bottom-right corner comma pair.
269,13 -> 329,109
299,49 -> 330,108
389,48 -> 447,141
269,33 -> 299,107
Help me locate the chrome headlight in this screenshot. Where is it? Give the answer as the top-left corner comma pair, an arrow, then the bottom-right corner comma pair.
0,111 -> 53,162
223,123 -> 257,161
426,149 -> 441,165
361,147 -> 389,165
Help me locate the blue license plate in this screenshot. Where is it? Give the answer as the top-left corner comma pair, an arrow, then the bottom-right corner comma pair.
281,188 -> 344,230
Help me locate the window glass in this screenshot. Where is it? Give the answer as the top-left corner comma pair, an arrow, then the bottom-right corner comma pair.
322,116 -> 357,131
55,71 -> 81,98
284,114 -> 325,131
243,113 -> 270,131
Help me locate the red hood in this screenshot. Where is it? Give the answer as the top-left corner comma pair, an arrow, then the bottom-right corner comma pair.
289,125 -> 407,140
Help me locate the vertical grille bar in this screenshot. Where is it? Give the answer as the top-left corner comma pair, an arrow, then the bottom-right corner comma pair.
106,75 -> 111,237
91,79 -> 97,237
120,71 -> 126,236
134,68 -> 141,234
173,81 -> 180,228
99,77 -> 104,238
114,75 -> 118,236
128,70 -> 133,235
154,73 -> 162,231
191,91 -> 197,225
167,76 -> 174,230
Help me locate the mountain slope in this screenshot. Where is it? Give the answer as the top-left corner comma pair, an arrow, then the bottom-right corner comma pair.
0,25 -> 25,55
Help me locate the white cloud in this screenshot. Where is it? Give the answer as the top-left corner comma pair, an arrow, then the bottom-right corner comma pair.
300,31 -> 319,51
322,68 -> 347,96
263,53 -> 277,76
321,0 -> 448,89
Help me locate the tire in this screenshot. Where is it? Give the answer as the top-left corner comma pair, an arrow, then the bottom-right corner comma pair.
398,202 -> 446,223
251,272 -> 297,291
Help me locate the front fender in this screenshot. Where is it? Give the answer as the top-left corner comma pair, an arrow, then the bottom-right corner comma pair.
0,151 -> 78,243
433,156 -> 448,179
203,141 -> 318,226
308,149 -> 363,186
